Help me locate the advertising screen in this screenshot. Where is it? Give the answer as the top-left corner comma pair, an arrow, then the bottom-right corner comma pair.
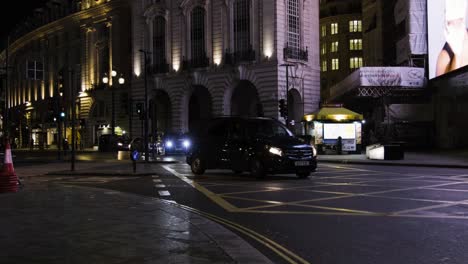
323,123 -> 356,140
428,0 -> 468,79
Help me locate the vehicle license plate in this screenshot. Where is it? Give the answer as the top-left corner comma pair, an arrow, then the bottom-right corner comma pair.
294,161 -> 309,166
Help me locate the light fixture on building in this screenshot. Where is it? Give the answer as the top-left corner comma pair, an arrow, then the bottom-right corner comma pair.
173,63 -> 180,72
102,74 -> 109,84
118,74 -> 125,84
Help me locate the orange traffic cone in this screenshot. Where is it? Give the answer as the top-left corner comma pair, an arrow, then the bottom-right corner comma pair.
0,143 -> 18,193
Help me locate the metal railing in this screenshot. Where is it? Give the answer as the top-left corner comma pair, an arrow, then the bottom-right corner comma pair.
283,43 -> 308,61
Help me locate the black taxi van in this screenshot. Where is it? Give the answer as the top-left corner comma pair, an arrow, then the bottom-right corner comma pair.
186,117 -> 317,178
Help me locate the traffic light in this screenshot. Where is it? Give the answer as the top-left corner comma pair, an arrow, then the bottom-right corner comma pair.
58,69 -> 64,95
136,102 -> 144,120
279,99 -> 287,118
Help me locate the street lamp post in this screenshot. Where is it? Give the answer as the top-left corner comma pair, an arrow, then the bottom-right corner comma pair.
103,70 -> 125,137
139,49 -> 149,162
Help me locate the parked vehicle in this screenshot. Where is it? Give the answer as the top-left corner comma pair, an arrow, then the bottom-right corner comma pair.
163,132 -> 192,155
186,117 -> 317,178
98,134 -> 131,152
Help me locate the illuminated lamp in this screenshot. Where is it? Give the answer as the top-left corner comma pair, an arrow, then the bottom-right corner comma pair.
333,115 -> 348,121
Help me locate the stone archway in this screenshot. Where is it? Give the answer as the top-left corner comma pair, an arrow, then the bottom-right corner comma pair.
150,90 -> 172,135
231,80 -> 263,117
287,88 -> 304,134
189,85 -> 212,133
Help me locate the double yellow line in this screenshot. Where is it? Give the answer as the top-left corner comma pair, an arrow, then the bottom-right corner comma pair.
174,202 -> 310,264
162,165 -> 310,264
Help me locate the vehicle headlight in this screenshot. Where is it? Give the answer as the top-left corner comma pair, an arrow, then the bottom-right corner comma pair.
117,142 -> 123,147
166,141 -> 173,148
183,140 -> 190,148
312,146 -> 317,157
269,147 -> 283,156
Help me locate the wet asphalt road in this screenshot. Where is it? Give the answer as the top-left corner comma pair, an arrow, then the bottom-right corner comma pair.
19,156 -> 468,264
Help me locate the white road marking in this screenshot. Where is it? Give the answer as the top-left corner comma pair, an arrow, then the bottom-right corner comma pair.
154,184 -> 166,188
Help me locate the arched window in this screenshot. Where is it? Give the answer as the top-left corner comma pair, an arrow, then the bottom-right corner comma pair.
191,7 -> 207,67
153,16 -> 168,73
233,0 -> 251,58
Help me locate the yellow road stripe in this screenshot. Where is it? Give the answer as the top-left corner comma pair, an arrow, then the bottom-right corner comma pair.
391,199 -> 468,215
162,165 -> 238,212
162,165 -> 310,264
174,203 -> 311,264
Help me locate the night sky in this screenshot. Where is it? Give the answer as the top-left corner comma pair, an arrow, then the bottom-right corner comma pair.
1,0 -> 49,49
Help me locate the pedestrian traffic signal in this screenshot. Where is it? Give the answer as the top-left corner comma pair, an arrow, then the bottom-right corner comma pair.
136,102 -> 145,120
279,99 -> 287,118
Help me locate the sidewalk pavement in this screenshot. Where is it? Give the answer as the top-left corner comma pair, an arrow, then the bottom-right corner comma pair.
0,182 -> 272,264
318,149 -> 468,169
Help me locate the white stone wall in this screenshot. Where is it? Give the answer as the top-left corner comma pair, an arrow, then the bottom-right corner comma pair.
128,0 -> 320,135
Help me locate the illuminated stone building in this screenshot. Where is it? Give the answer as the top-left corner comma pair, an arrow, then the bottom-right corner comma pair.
131,0 -> 320,136
0,0 -> 132,148
1,0 -> 321,148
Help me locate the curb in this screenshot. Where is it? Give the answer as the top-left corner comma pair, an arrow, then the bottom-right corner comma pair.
318,159 -> 468,169
45,171 -> 159,176
66,185 -> 272,263
44,160 -> 180,176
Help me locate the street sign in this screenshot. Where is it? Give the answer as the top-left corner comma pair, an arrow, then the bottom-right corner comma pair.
131,150 -> 140,161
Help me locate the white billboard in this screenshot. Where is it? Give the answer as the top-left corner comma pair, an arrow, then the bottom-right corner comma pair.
428,0 -> 468,79
323,123 -> 356,140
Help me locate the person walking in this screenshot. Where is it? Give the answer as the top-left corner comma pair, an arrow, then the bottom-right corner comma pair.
337,136 -> 342,155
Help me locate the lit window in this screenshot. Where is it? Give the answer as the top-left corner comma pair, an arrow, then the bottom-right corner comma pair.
331,41 -> 339,53
349,39 -> 362,50
321,60 -> 327,72
331,23 -> 338,35
349,20 -> 362,32
321,25 -> 327,37
321,43 -> 327,55
349,57 -> 363,69
332,58 -> 339,70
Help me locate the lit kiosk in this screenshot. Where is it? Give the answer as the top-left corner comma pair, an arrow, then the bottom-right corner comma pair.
303,105 -> 364,154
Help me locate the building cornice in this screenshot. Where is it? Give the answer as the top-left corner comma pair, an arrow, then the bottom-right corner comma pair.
2,0 -> 127,56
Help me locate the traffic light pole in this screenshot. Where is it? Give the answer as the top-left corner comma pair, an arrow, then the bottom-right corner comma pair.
280,63 -> 294,127
4,36 -> 9,143
55,74 -> 62,161
111,88 -> 115,136
70,68 -> 76,171
129,98 -> 133,139
139,50 -> 149,163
